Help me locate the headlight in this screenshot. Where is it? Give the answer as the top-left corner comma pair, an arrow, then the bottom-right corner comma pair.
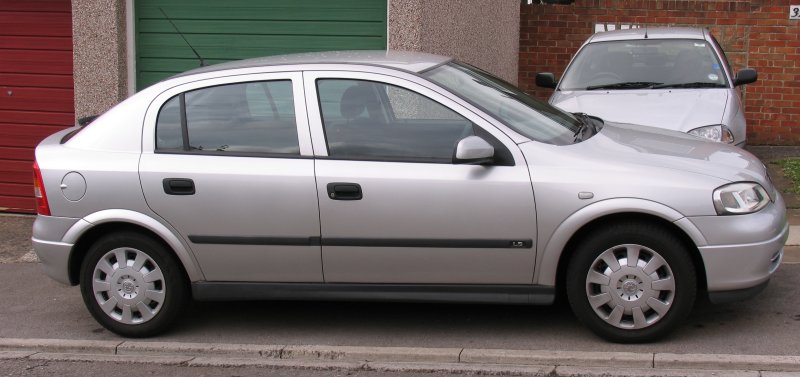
713,182 -> 770,215
688,125 -> 734,144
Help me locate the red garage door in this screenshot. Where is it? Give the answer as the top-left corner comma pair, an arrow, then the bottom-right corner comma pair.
0,0 -> 73,213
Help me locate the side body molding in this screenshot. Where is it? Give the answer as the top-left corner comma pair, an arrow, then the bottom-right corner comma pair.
63,209 -> 204,282
534,198 -> 708,286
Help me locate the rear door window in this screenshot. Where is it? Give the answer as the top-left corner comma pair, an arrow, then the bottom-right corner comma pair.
156,80 -> 300,155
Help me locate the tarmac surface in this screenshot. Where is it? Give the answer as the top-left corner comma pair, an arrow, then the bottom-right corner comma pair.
0,144 -> 799,375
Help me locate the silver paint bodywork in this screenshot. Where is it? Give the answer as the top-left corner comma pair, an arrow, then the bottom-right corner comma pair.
549,27 -> 749,146
32,51 -> 786,303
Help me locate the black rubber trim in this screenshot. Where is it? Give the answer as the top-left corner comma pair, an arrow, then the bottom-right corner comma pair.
179,93 -> 190,151
187,236 -> 532,249
323,238 -> 532,249
153,149 -> 312,159
192,282 -> 554,305
707,279 -> 769,304
189,236 -> 322,246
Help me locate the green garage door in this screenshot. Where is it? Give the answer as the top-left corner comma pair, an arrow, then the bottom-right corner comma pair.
135,0 -> 387,89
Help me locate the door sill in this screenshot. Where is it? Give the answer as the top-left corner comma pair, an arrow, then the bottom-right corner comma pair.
192,282 -> 555,305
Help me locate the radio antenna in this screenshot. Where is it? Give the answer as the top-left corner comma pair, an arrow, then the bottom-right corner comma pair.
159,8 -> 206,67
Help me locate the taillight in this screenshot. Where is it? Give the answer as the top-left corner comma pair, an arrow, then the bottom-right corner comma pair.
32,161 -> 51,216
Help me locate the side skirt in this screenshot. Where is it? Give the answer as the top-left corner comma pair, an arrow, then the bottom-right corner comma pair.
192,282 -> 555,305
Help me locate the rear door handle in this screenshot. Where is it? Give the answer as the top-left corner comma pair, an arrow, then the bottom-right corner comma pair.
327,182 -> 362,200
163,178 -> 195,195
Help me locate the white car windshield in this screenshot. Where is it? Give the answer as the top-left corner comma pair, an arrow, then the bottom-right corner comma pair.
424,62 -> 584,145
559,39 -> 729,91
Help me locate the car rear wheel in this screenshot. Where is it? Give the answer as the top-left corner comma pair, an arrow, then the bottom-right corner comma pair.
80,232 -> 187,337
566,222 -> 696,343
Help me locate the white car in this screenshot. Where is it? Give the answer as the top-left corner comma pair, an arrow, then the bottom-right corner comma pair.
536,27 -> 757,146
32,51 -> 785,342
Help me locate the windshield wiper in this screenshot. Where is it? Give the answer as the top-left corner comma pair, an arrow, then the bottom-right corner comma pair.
572,112 -> 600,142
651,82 -> 727,89
586,82 -> 662,90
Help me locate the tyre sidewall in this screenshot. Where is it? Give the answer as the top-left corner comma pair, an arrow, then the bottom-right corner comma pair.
566,224 -> 696,343
79,232 -> 187,337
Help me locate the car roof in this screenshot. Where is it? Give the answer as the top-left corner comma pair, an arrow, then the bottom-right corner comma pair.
174,50 -> 452,78
588,27 -> 707,43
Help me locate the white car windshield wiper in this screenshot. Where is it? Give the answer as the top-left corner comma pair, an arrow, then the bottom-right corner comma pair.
651,82 -> 727,89
585,82 -> 662,90
572,112 -> 602,142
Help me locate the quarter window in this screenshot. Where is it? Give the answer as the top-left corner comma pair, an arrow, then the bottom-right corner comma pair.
155,80 -> 300,155
316,79 -> 475,162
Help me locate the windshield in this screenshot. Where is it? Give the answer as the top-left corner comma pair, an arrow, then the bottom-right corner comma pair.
559,39 -> 729,90
423,62 -> 583,145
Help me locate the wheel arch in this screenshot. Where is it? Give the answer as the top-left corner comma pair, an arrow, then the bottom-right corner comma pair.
64,209 -> 203,285
536,198 -> 708,294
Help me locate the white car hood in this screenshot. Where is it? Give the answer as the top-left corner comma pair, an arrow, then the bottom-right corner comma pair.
575,121 -> 766,184
550,89 -> 729,132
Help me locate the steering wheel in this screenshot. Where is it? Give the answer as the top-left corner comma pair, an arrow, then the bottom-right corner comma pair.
588,72 -> 623,85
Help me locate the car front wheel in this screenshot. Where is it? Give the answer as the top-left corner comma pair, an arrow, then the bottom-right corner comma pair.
80,231 -> 187,337
566,222 -> 696,343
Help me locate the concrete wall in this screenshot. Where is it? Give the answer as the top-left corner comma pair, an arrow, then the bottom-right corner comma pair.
72,0 -> 127,120
70,0 -> 521,120
389,0 -> 521,84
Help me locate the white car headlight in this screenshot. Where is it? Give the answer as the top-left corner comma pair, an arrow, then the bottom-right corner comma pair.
688,125 -> 734,144
713,182 -> 770,215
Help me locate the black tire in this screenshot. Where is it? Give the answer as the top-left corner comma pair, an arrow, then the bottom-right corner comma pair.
80,231 -> 188,337
566,222 -> 696,343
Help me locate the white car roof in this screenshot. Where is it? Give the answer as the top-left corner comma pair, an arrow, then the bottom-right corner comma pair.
175,50 -> 451,78
588,27 -> 707,43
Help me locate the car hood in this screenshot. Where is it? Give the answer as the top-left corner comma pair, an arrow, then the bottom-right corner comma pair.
542,121 -> 767,184
550,89 -> 729,133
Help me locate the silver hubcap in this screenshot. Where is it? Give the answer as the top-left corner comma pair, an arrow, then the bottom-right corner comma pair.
92,247 -> 166,325
585,244 -> 675,329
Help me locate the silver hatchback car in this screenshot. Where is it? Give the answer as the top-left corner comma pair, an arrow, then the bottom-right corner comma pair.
32,51 -> 786,343
536,27 -> 757,146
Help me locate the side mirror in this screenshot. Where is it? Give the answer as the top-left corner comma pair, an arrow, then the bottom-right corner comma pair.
535,72 -> 558,89
733,68 -> 757,87
453,136 -> 494,165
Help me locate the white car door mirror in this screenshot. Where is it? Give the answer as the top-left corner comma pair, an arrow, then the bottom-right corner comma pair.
453,136 -> 494,165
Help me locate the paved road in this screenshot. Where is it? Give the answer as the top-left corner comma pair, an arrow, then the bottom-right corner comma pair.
0,359 -> 460,377
2,261 -> 799,356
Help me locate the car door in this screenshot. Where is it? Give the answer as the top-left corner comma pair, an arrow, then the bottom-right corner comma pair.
303,71 -> 538,284
139,73 -> 323,282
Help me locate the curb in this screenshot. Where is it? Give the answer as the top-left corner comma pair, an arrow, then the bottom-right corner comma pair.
1,338 -> 799,375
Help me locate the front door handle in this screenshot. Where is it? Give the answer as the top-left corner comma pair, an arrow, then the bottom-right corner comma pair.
327,182 -> 362,200
163,178 -> 195,195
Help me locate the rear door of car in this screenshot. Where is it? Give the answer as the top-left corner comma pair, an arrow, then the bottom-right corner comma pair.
139,72 -> 323,282
303,71 -> 538,284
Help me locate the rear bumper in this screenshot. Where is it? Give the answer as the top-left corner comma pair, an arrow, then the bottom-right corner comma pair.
31,237 -> 73,285
31,215 -> 80,286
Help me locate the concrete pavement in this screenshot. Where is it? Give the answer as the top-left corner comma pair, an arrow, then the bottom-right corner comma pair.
1,338 -> 800,375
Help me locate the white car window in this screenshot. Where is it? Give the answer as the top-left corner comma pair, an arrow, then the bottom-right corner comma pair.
560,39 -> 729,90
316,79 -> 475,162
155,80 -> 300,155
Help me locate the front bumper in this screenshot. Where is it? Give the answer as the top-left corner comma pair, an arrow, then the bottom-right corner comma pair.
689,194 -> 788,296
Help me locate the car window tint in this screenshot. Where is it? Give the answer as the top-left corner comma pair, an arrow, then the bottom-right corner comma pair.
156,96 -> 182,150
317,79 -> 475,162
155,80 -> 300,155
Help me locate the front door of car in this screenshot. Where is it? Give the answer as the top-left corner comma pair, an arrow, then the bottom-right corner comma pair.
139,73 -> 323,283
303,72 -> 538,284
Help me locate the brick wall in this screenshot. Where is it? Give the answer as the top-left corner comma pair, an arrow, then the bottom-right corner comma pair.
519,0 -> 800,145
